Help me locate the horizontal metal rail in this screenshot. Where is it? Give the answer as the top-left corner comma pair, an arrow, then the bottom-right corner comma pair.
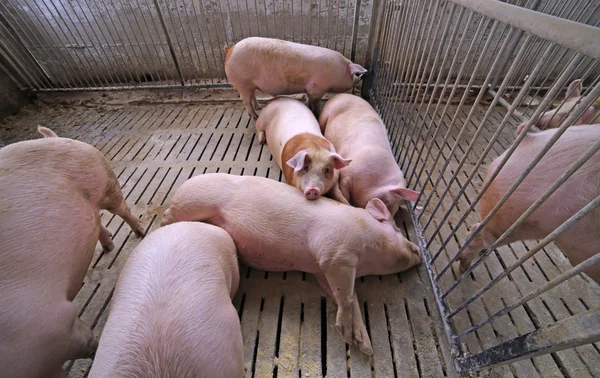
449,0 -> 600,59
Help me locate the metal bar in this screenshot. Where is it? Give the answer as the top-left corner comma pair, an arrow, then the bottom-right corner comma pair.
455,307 -> 600,373
0,59 -> 26,91
152,0 -> 184,86
360,0 -> 384,99
434,59 -> 598,277
423,29 -> 531,240
447,0 -> 600,59
402,5 -> 464,173
406,10 -> 476,185
446,138 -> 600,314
416,21 -> 509,223
349,0 -> 361,60
33,83 -> 233,92
396,0 -> 452,163
0,10 -> 53,88
460,249 -> 600,338
406,201 -> 463,361
0,35 -> 39,90
79,0 -> 137,84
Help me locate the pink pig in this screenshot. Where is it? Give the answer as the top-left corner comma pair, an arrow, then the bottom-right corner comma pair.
224,37 -> 367,119
89,222 -> 243,378
533,79 -> 600,131
459,124 -> 600,283
0,127 -> 144,378
319,94 -> 420,217
255,97 -> 351,202
161,173 -> 421,355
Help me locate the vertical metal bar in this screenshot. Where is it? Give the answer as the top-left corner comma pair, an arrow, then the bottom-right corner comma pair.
39,0 -> 99,88
195,0 -> 223,81
416,22 -> 509,223
447,137 -> 600,315
48,0 -> 109,88
433,55 -> 592,277
79,0 -> 137,84
401,5 -> 463,171
360,0 -> 383,98
0,11 -> 53,88
459,250 -> 600,338
376,0 -> 411,123
69,0 -> 124,85
1,0 -> 71,88
409,12 -> 488,189
108,0 -> 158,84
19,0 -> 90,88
152,0 -> 184,86
0,42 -> 37,90
187,0 -> 216,83
392,0 -> 443,159
0,60 -> 26,91
379,0 -> 421,132
350,0 -> 362,62
172,0 -> 204,83
93,0 -> 144,84
125,0 -> 166,82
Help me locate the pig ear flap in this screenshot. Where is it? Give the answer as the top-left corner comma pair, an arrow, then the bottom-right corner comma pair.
566,79 -> 582,99
348,63 -> 368,79
389,186 -> 420,202
286,150 -> 309,173
366,198 -> 392,223
329,153 -> 352,170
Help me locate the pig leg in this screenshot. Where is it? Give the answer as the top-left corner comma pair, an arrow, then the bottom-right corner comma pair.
240,88 -> 259,119
65,317 -> 98,360
318,262 -> 356,345
329,182 -> 350,205
306,85 -> 325,115
98,225 -> 114,252
338,173 -> 353,204
104,192 -> 145,237
314,273 -> 373,354
252,91 -> 262,110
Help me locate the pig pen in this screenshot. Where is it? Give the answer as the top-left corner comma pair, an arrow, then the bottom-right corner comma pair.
1,0 -> 600,377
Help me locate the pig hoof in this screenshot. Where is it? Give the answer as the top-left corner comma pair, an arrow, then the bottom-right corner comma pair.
458,260 -> 470,274
357,338 -> 374,356
102,240 -> 115,253
87,338 -> 99,358
134,226 -> 146,238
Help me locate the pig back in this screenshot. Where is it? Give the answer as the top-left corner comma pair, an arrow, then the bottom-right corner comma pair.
260,97 -> 326,168
89,222 -> 242,378
227,37 -> 351,94
483,125 -> 600,234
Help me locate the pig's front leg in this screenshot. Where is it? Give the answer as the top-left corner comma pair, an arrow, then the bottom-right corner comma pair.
329,182 -> 350,205
316,261 -> 356,345
314,272 -> 373,354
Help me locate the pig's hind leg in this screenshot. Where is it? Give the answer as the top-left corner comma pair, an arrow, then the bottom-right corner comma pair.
103,185 -> 145,237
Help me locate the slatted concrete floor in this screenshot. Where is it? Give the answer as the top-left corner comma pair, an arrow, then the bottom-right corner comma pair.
389,102 -> 600,378
1,98 -> 455,378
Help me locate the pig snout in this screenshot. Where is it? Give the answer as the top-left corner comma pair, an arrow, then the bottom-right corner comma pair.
304,187 -> 321,200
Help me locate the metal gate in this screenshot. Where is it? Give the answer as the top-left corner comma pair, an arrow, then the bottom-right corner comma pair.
365,0 -> 600,374
1,0 -> 600,374
0,0 -> 372,91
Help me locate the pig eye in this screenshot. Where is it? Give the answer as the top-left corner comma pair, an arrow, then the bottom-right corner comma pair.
303,165 -> 309,173
324,167 -> 331,175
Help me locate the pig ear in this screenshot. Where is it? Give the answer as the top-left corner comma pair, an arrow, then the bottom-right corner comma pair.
366,198 -> 392,222
566,79 -> 582,99
348,63 -> 368,78
389,186 -> 420,202
286,150 -> 309,173
329,153 -> 352,170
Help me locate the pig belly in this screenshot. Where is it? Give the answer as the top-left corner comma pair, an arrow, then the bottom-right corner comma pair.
255,77 -> 308,96
221,223 -> 317,273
